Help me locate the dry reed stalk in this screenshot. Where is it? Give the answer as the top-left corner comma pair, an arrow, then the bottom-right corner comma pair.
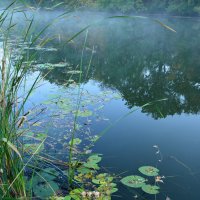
1,57 -> 6,109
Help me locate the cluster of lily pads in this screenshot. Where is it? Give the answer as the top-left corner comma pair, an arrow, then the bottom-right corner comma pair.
50,154 -> 118,200
27,168 -> 60,198
121,166 -> 160,195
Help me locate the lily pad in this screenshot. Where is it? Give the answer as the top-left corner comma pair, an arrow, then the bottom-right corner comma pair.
34,181 -> 59,198
74,110 -> 93,117
41,168 -> 59,178
24,143 -> 44,154
77,166 -> 93,174
83,162 -> 100,170
35,133 -> 47,140
63,196 -> 71,200
142,184 -> 160,195
120,175 -> 146,188
139,166 -> 159,176
69,138 -> 82,145
88,154 -> 102,164
70,188 -> 83,200
111,187 -> 118,194
92,179 -> 101,184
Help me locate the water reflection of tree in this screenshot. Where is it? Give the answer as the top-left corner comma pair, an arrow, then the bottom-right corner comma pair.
41,18 -> 200,119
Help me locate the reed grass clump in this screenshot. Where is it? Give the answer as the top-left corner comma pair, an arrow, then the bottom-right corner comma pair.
0,2 -> 45,198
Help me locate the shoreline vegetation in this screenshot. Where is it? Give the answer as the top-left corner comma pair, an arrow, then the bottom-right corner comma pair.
22,0 -> 200,17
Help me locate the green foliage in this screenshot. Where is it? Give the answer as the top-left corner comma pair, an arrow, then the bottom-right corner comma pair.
142,184 -> 160,194
138,166 -> 159,176
69,138 -> 82,145
120,175 -> 146,188
27,168 -> 60,198
73,155 -> 117,199
121,165 -> 162,195
73,110 -> 93,117
33,181 -> 59,198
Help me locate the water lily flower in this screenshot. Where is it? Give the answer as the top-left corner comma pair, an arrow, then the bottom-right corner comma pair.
93,191 -> 100,198
81,191 -> 87,198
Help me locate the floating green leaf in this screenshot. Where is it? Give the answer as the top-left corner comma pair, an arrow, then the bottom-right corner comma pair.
139,166 -> 159,176
142,184 -> 160,195
34,181 -> 59,198
120,175 -> 146,188
74,110 -> 93,117
88,154 -> 102,164
83,162 -> 100,170
70,188 -> 83,200
69,138 -> 82,145
92,179 -> 101,184
111,187 -> 118,194
63,196 -> 71,200
24,143 -> 44,154
35,133 -> 47,140
40,168 -> 59,180
77,167 -> 93,174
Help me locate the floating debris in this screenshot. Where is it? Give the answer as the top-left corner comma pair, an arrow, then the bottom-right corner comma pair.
67,70 -> 82,74
24,46 -> 58,52
33,62 -> 70,70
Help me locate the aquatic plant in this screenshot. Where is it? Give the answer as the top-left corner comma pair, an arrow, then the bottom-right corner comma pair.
121,165 -> 162,196
0,2 -> 69,198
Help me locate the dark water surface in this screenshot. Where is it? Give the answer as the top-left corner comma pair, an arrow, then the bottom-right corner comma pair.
13,11 -> 200,199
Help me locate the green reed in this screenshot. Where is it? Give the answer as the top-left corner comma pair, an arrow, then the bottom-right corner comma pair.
0,2 -> 63,198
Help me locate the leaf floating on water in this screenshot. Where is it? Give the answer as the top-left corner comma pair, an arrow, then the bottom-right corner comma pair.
120,175 -> 146,188
34,181 -> 59,198
24,143 -> 44,154
69,138 -> 82,145
88,154 -> 102,163
141,184 -> 160,195
63,196 -> 72,200
35,133 -> 47,141
138,166 -> 159,176
92,179 -> 101,185
41,168 -> 60,179
83,162 -> 100,170
111,187 -> 118,194
82,154 -> 102,170
77,167 -> 92,174
70,188 -> 84,200
74,110 -> 93,117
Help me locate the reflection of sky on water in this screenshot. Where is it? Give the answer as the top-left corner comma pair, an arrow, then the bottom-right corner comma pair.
25,71 -> 200,199
7,10 -> 200,199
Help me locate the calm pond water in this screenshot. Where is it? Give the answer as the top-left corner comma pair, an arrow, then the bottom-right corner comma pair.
8,10 -> 200,199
